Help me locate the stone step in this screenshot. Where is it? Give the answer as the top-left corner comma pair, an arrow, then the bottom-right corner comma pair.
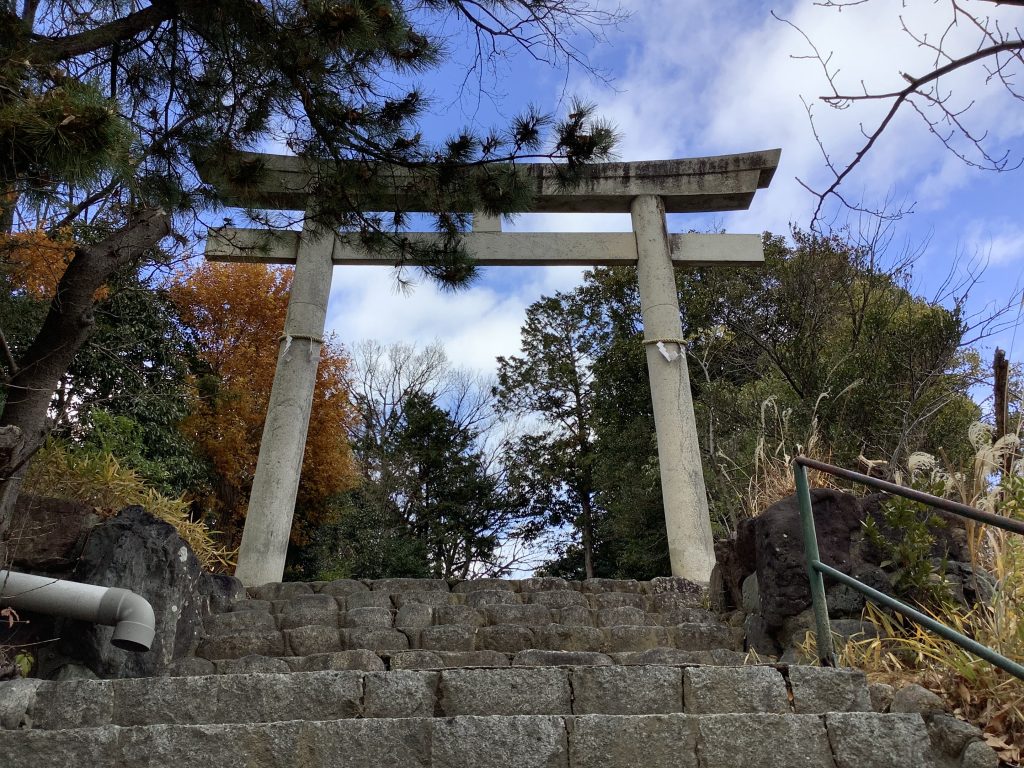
194,622 -> 744,661
209,598 -> 721,632
0,711 -> 983,768
170,647 -> 753,676
2,665 -> 874,731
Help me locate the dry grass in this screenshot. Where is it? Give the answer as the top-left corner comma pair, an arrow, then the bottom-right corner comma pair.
742,395 -> 840,518
23,441 -> 236,572
839,432 -> 1024,765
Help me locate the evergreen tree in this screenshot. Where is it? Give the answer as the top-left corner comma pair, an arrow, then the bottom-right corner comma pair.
0,0 -> 620,550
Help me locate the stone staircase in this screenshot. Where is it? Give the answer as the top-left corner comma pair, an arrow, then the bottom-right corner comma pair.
0,576 -> 998,767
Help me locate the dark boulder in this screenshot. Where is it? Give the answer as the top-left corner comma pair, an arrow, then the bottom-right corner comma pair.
41,507 -> 206,679
7,495 -> 99,575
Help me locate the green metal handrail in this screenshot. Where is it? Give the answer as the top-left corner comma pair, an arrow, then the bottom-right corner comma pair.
793,455 -> 1024,681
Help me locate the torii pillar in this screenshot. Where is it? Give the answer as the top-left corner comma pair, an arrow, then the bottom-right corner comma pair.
202,149 -> 781,586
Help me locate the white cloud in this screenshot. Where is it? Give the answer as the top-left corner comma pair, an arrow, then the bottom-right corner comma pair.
965,221 -> 1024,267
326,264 -> 587,375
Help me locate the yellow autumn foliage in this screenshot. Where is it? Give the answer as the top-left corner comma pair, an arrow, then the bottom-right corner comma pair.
24,441 -> 235,572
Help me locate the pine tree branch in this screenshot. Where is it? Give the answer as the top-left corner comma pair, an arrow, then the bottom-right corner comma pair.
27,1 -> 176,65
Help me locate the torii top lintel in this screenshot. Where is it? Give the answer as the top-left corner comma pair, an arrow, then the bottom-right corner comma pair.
199,149 -> 782,215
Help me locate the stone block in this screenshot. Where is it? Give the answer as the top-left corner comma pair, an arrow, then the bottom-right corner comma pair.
251,582 -> 313,601
204,610 -> 276,635
196,630 -> 285,660
370,578 -> 449,593
112,676 -> 220,726
284,625 -> 342,656
654,606 -> 719,626
465,590 -> 521,607
675,622 -> 743,651
344,591 -> 394,610
396,603 -> 435,628
29,679 -> 112,729
228,598 -> 274,613
477,625 -> 535,653
318,578 -> 369,596
647,577 -> 706,605
869,682 -> 894,713
452,579 -> 518,593
927,713 -> 983,760
343,627 -> 410,652
215,655 -> 290,675
596,606 -> 650,627
277,607 -> 339,630
394,591 -> 455,608
520,577 -> 575,593
555,605 -> 595,626
961,740 -> 999,768
568,714 -> 698,768
282,593 -> 339,613
288,650 -> 385,672
485,604 -> 553,626
364,670 -> 439,718
651,591 -> 704,614
891,683 -> 945,715
610,649 -> 704,666
572,666 -> 682,715
588,592 -> 647,610
602,625 -> 671,653
431,715 -> 567,768
788,666 -> 871,714
0,726 -> 118,768
527,590 -> 588,608
825,712 -> 935,768
435,605 -> 486,627
421,625 -> 477,652
436,650 -> 510,668
741,573 -> 759,613
296,718 -> 431,768
438,671 -> 573,720
683,667 -> 788,714
697,713 -> 836,768
119,722 -> 303,768
535,624 -> 603,652
441,668 -> 571,716
581,578 -> 644,594
512,650 -> 613,667
389,651 -> 445,670
166,657 -> 217,677
295,718 -> 426,767
344,606 -> 394,628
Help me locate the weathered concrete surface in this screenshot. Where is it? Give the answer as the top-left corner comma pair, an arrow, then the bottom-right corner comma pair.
200,149 -> 781,214
233,222 -> 334,587
633,194 -> 716,583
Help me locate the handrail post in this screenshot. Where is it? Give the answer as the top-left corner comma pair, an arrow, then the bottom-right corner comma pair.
794,460 -> 836,666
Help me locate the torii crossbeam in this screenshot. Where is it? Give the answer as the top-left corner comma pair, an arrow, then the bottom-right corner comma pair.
200,149 -> 781,586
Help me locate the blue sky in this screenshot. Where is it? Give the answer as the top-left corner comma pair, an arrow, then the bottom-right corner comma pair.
320,1 -> 1024,404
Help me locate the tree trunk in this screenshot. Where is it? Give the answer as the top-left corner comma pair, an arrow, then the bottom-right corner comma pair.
0,208 -> 170,554
580,492 -> 594,579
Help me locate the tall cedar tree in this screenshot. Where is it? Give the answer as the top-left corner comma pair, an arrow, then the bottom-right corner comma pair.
168,262 -> 360,547
494,291 -> 600,578
0,0 -> 619,554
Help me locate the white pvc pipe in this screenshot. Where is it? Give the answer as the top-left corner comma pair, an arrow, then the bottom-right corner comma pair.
0,570 -> 155,652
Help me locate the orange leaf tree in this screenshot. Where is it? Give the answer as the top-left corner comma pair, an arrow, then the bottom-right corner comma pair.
169,262 -> 360,548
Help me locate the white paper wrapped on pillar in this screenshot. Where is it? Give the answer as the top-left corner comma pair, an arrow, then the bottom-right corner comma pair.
200,149 -> 782,586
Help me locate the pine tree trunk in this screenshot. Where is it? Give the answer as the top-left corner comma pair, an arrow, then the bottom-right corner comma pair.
580,493 -> 594,579
0,209 -> 170,558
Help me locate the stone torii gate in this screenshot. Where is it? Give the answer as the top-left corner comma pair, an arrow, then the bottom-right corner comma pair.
201,149 -> 781,587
